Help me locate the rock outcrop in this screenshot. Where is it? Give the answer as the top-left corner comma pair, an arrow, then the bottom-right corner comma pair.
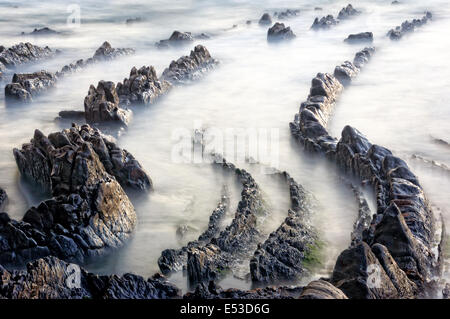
0,256 -> 180,299
250,172 -> 319,284
311,15 -> 338,30
2,124 -> 151,265
4,42 -> 134,102
158,186 -> 230,274
0,42 -> 54,68
5,71 -> 57,102
258,13 -> 272,25
387,12 -> 432,40
337,4 -> 361,20
116,66 -> 172,106
344,32 -> 373,43
84,80 -> 132,126
23,27 -> 60,36
155,31 -> 194,48
274,9 -> 300,20
267,23 -> 296,42
161,45 -> 218,84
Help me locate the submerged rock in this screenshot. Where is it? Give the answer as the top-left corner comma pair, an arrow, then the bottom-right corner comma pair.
258,13 -> 272,25
337,4 -> 361,20
311,15 -> 338,30
0,42 -> 54,68
344,32 -> 373,43
84,80 -> 132,126
387,12 -> 432,40
125,17 -> 143,25
274,9 -> 300,20
161,45 -> 218,84
116,65 -> 172,106
5,71 -> 57,102
0,256 -> 180,299
23,27 -> 60,36
267,22 -> 296,42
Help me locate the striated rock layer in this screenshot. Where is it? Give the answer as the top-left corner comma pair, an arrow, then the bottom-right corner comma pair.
0,256 -> 180,299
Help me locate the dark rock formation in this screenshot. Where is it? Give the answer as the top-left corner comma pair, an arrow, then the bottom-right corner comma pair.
161,45 -> 218,84
250,172 -> 319,284
158,186 -> 230,274
5,71 -> 57,102
392,1 -> 400,4
267,23 -> 296,42
184,281 -> 303,299
387,12 -> 432,40
23,27 -> 60,36
258,13 -> 272,25
0,42 -> 53,68
126,17 -> 143,25
344,32 -> 373,43
443,283 -> 450,299
0,188 -> 7,210
274,9 -> 300,20
84,80 -> 132,126
155,31 -> 194,48
2,124 -> 151,265
13,123 -> 152,193
299,280 -> 348,299
349,184 -> 372,245
337,4 -> 361,20
311,15 -> 338,30
116,66 -> 172,106
185,156 -> 267,286
92,41 -> 134,61
57,110 -> 86,120
0,256 -> 180,299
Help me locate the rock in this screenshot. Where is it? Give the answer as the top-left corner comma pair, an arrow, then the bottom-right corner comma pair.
57,110 -> 85,120
161,45 -> 218,84
344,32 -> 374,43
258,13 -> 272,25
311,15 -> 338,30
158,187 -> 230,275
0,256 -> 181,299
155,31 -> 194,48
353,46 -> 375,68
84,80 -> 132,126
184,281 -> 303,299
348,184 -> 372,245
13,123 -> 152,194
250,172 -> 319,284
0,188 -> 7,210
267,23 -> 296,42
0,42 -> 54,68
334,61 -> 359,86
93,41 -> 135,61
337,4 -> 361,20
116,65 -> 172,105
314,7 -> 322,11
392,1 -> 400,4
25,27 -> 60,36
387,12 -> 432,40
299,280 -> 348,299
5,71 -> 57,102
274,9 -> 300,20
443,283 -> 450,299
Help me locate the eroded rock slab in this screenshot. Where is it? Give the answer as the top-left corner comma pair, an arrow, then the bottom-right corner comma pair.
344,32 -> 373,43
387,12 -> 432,40
0,256 -> 180,299
0,42 -> 54,69
5,71 -> 57,101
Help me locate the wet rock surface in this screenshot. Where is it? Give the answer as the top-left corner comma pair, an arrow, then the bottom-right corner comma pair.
158,186 -> 230,275
184,281 -> 303,299
84,80 -> 132,126
337,4 -> 361,20
387,12 -> 432,40
299,280 -> 348,299
344,32 -> 373,43
0,256 -> 180,299
116,65 -> 172,106
0,42 -> 54,69
161,45 -> 218,84
5,71 -> 57,102
267,23 -> 296,42
250,172 -> 319,284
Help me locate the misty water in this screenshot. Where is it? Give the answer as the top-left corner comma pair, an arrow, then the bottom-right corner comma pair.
1,0 -> 449,294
